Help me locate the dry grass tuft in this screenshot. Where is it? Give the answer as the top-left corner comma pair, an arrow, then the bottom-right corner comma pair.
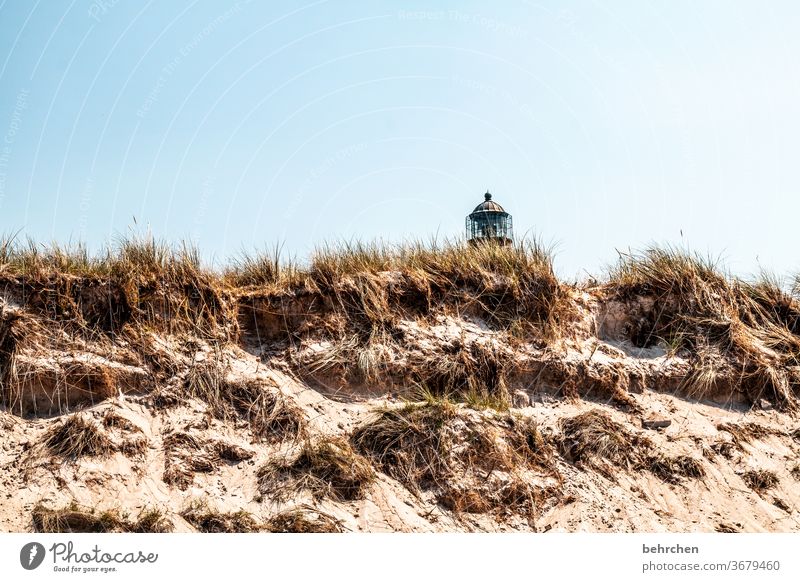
257,437 -> 374,502
130,508 -> 174,533
412,342 -> 512,410
0,235 -> 234,339
119,436 -> 149,457
184,360 -> 306,442
647,453 -> 706,484
32,502 -> 172,533
742,469 -> 780,492
351,400 -> 457,491
0,410 -> 16,430
0,302 -> 24,392
558,410 -> 647,477
213,440 -> 255,462
225,245 -> 303,289
710,439 -> 737,460
42,414 -> 115,459
32,503 -> 122,533
99,408 -> 148,457
773,497 -> 791,513
181,500 -> 260,533
265,505 -> 343,533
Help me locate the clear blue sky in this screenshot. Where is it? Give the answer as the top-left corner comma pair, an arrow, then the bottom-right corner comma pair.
1,0 -> 799,278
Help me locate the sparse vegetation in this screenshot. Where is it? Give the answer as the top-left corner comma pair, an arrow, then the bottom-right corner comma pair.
32,502 -> 172,533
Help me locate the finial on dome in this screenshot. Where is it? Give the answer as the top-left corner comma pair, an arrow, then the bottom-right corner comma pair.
484,191 -> 492,201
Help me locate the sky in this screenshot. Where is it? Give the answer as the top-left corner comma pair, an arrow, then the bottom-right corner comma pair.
0,0 -> 799,279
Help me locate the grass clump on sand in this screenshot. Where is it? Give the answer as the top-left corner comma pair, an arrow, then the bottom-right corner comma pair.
42,414 -> 116,459
181,500 -> 261,533
183,360 -> 306,442
647,454 -> 706,484
32,502 -> 172,533
412,343 -> 512,411
257,437 -> 374,502
742,469 -> 780,492
351,399 -> 456,491
265,506 -> 343,533
558,410 -> 648,478
351,396 -> 561,518
606,247 -> 800,409
558,409 -> 706,484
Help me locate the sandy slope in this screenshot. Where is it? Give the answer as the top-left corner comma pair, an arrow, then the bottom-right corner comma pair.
1,329 -> 798,533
